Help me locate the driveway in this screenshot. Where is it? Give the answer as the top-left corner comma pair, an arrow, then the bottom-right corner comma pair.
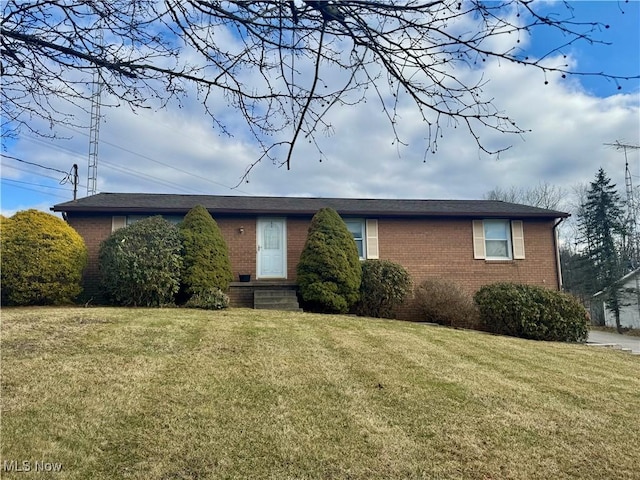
588,330 -> 640,355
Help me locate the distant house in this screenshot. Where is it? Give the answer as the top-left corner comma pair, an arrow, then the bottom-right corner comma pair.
52,193 -> 569,320
592,269 -> 640,329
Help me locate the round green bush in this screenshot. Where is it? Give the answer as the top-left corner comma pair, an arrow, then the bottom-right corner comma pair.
1,209 -> 87,305
297,208 -> 362,313
474,283 -> 589,342
179,205 -> 233,297
98,216 -> 182,306
355,260 -> 412,318
414,278 -> 480,329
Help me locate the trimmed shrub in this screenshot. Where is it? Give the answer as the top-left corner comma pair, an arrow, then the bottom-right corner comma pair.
414,278 -> 480,328
1,209 -> 87,305
99,216 -> 182,306
178,205 -> 233,297
474,283 -> 589,342
355,260 -> 412,318
185,288 -> 230,310
297,208 -> 362,313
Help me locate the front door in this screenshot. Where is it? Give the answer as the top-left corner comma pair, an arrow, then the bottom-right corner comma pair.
257,218 -> 287,279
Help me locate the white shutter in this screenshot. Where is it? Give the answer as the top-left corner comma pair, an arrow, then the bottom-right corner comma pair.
472,220 -> 486,260
366,219 -> 379,259
112,216 -> 127,233
511,220 -> 525,260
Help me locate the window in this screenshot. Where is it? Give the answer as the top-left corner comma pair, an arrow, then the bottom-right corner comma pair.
345,219 -> 366,259
343,219 -> 379,260
472,220 -> 525,261
126,215 -> 184,226
484,220 -> 511,260
112,215 -> 184,232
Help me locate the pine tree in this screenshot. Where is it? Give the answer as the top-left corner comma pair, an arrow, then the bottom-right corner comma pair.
578,168 -> 626,331
559,246 -> 599,304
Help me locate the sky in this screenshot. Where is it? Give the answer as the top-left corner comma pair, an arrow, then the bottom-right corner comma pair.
2,1 -> 639,225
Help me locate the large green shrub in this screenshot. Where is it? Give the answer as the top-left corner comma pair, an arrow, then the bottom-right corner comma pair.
1,209 -> 87,305
414,278 -> 481,329
297,208 -> 362,313
474,283 -> 589,342
179,205 -> 233,297
98,216 -> 182,306
355,260 -> 412,318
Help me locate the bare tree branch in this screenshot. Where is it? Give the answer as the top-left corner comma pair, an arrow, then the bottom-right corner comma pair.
2,0 -> 637,176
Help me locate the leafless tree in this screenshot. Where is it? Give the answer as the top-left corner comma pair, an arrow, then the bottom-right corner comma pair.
2,1 -> 637,177
484,182 -> 566,210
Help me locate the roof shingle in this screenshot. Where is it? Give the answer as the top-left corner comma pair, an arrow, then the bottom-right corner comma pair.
52,193 -> 569,218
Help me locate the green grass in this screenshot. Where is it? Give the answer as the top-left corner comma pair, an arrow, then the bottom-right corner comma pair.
2,307 -> 639,479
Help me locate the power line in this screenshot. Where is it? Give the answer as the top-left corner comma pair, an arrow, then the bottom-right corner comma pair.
2,163 -> 71,183
99,159 -> 207,194
59,125 -> 250,194
1,164 -> 88,191
1,179 -> 71,200
1,177 -> 73,191
21,134 -> 213,194
1,154 -> 70,175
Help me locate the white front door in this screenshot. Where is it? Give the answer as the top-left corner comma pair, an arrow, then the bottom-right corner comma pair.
257,218 -> 287,279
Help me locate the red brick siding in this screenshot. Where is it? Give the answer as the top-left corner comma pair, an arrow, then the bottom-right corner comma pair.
65,214 -> 113,302
375,218 -> 559,320
67,213 -> 559,318
219,218 -> 256,281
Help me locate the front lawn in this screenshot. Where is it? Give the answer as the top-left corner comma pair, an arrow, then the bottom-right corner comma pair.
2,307 -> 639,479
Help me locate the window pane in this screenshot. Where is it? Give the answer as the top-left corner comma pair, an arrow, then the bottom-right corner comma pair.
486,240 -> 508,258
484,221 -> 508,240
345,220 -> 365,258
345,221 -> 363,239
263,222 -> 281,250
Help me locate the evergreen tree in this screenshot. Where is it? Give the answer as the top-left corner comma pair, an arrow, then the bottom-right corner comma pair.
578,168 -> 626,331
297,208 -> 362,314
178,205 -> 233,297
559,246 -> 599,305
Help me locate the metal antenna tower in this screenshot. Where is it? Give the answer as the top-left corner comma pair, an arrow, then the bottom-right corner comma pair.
604,141 -> 640,263
604,140 -> 640,318
87,25 -> 104,196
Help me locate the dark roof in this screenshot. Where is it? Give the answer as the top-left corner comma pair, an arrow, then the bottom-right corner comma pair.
52,193 -> 570,218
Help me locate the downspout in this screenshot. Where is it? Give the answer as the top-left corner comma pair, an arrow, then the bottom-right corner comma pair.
553,217 -> 566,290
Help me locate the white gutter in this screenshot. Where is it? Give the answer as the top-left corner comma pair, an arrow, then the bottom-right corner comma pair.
553,217 -> 566,290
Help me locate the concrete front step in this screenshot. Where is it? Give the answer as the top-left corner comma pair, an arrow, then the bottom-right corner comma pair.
254,289 -> 301,311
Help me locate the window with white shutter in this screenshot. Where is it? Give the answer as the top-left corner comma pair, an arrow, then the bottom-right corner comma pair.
366,219 -> 379,259
511,220 -> 525,260
344,218 -> 379,260
111,216 -> 126,232
472,219 -> 525,261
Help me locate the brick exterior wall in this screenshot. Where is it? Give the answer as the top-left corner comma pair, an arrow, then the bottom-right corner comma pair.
66,213 -> 560,319
376,218 -> 559,320
65,213 -> 113,303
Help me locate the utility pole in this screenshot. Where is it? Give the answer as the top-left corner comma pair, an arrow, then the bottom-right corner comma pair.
72,164 -> 79,200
